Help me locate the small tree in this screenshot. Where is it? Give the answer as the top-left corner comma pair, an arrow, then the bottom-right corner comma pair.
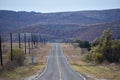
91,29 -> 120,63
99,29 -> 112,62
92,38 -> 100,47
77,40 -> 91,51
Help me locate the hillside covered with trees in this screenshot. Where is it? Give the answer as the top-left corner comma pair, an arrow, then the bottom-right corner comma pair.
0,9 -> 120,41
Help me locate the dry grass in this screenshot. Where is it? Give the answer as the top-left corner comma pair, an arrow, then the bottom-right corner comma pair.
0,43 -> 51,80
62,43 -> 81,61
62,43 -> 120,80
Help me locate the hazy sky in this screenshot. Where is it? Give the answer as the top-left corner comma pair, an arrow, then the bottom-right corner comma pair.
0,0 -> 120,13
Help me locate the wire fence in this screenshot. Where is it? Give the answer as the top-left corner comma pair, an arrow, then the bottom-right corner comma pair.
0,32 -> 47,66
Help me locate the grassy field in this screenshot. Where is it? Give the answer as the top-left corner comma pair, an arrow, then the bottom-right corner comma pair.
0,43 -> 51,80
62,43 -> 120,80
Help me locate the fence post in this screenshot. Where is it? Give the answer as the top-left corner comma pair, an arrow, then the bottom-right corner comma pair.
10,33 -> 13,61
0,35 -> 3,66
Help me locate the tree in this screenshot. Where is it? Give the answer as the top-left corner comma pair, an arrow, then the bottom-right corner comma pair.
77,40 -> 91,51
92,38 -> 100,47
99,29 -> 112,62
81,29 -> 120,63
110,40 -> 120,62
90,29 -> 120,63
100,29 -> 112,46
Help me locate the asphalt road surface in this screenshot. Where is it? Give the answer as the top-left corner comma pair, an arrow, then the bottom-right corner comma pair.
36,43 -> 85,80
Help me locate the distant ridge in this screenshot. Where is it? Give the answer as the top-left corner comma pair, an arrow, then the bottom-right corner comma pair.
0,9 -> 120,41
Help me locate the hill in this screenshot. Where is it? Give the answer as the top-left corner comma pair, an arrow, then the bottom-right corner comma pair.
0,9 -> 120,33
16,21 -> 120,41
0,9 -> 120,41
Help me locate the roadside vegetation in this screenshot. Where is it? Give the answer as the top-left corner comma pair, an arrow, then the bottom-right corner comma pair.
62,29 -> 120,80
0,42 -> 51,80
79,29 -> 120,64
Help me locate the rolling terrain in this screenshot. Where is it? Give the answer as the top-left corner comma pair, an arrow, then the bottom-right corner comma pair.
16,21 -> 120,41
0,9 -> 120,41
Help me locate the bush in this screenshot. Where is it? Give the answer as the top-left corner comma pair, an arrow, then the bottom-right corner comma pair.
81,53 -> 92,62
74,40 -> 91,51
82,30 -> 120,64
7,49 -> 25,67
110,40 -> 120,62
92,52 -> 103,64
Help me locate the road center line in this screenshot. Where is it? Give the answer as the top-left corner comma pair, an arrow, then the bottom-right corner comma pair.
56,45 -> 62,80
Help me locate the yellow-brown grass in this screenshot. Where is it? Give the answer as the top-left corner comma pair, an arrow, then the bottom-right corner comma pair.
62,43 -> 120,80
0,43 -> 51,80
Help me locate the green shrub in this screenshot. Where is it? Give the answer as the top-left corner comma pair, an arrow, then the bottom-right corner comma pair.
83,30 -> 120,63
92,52 -> 103,64
7,49 -> 25,67
81,53 -> 92,62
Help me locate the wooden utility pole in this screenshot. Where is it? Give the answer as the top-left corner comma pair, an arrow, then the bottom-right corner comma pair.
31,34 -> 33,49
18,33 -> 21,48
28,38 -> 30,55
24,34 -> 26,54
10,33 -> 13,61
0,35 -> 3,66
39,34 -> 41,43
33,34 -> 36,47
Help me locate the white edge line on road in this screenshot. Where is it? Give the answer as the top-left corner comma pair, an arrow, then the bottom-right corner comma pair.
34,46 -> 52,80
64,56 -> 86,80
60,44 -> 86,80
33,43 -> 86,80
34,56 -> 49,80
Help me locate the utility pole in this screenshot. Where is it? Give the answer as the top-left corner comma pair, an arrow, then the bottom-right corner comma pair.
18,33 -> 21,48
28,38 -> 30,55
0,35 -> 3,66
24,34 -> 26,54
39,34 -> 41,43
31,34 -> 33,49
43,37 -> 45,45
10,33 -> 13,61
33,34 -> 36,47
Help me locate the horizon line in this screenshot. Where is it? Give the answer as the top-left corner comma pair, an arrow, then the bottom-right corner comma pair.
0,8 -> 120,13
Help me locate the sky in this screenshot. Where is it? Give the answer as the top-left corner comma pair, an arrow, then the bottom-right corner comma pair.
0,0 -> 120,13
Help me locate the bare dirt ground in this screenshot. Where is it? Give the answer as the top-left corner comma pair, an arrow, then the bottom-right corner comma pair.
62,43 -> 120,80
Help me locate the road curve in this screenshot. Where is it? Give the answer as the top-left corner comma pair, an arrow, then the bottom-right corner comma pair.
36,43 -> 86,80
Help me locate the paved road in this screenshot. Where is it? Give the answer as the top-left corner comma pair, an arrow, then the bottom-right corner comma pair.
36,43 -> 85,80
